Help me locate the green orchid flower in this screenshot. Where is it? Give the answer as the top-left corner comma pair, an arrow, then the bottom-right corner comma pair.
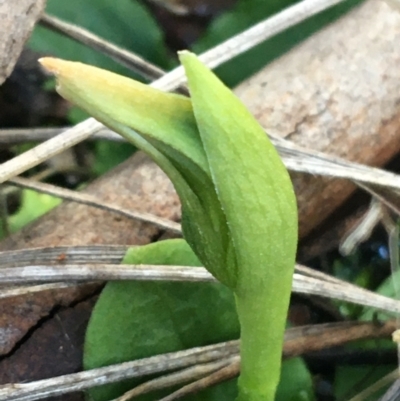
41,52 -> 298,401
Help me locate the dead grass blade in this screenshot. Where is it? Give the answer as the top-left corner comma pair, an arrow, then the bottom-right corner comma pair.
39,14 -> 170,84
0,261 -> 398,314
0,127 -> 124,144
0,321 -> 395,401
0,341 -> 239,401
9,177 -> 181,234
157,362 -> 239,401
111,356 -> 239,401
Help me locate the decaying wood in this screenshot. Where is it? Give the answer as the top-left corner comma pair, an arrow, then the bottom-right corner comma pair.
0,0 -> 46,85
0,0 -> 400,385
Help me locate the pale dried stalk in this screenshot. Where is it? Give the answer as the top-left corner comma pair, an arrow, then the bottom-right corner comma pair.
0,341 -> 239,401
1,321 -> 395,401
9,177 -> 181,234
340,199 -> 384,255
379,376 -> 400,401
157,362 -> 239,401
112,356 -> 239,401
1,263 -> 399,314
0,283 -> 84,299
0,118 -> 101,185
0,245 -> 127,267
0,245 -> 397,314
272,137 -> 400,194
0,127 -> 124,144
348,370 -> 399,401
4,133 -> 400,236
39,14 -> 167,83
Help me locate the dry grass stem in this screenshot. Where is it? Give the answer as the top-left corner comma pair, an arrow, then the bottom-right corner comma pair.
1,321 -> 395,401
0,282 -> 84,299
9,177 -> 181,234
0,127 -> 124,144
157,361 -> 240,401
378,377 -> 400,401
112,356 -> 238,401
340,199 -> 384,255
0,245 -> 398,312
0,245 -> 127,267
39,14 -> 177,86
348,370 -> 399,401
0,342 -> 239,401
0,118 -> 102,186
1,260 -> 399,314
273,137 -> 400,195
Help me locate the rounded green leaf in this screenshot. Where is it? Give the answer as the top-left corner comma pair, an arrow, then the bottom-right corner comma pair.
84,239 -> 240,401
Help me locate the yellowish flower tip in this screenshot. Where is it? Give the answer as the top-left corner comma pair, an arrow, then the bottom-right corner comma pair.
39,57 -> 83,79
38,57 -> 64,75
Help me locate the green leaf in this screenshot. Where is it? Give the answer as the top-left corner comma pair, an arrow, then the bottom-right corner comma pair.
92,140 -> 136,176
180,51 -> 297,293
361,268 -> 400,321
9,189 -> 61,233
335,363 -> 395,400
276,358 -> 315,401
180,51 -> 298,401
85,240 -> 313,401
84,239 -> 240,401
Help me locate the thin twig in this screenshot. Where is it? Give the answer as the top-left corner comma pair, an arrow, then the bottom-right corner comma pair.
157,360 -> 240,401
1,262 -> 400,314
9,176 -> 181,234
0,118 -> 102,186
292,273 -> 400,314
39,13 -> 164,81
348,370 -> 399,401
1,321 -> 396,401
0,245 -> 397,312
0,264 -> 212,283
379,377 -> 400,401
4,125 -> 400,206
0,127 -> 124,144
273,137 -> 400,195
340,199 -> 384,255
0,341 -> 239,401
0,245 -> 127,267
0,282 -> 88,299
112,356 -> 238,401
39,13 -> 192,97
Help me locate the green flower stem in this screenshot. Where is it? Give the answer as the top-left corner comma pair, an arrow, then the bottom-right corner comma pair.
235,290 -> 289,401
40,54 -> 298,401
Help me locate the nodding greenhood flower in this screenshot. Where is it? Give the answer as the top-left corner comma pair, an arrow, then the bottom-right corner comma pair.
41,52 -> 298,401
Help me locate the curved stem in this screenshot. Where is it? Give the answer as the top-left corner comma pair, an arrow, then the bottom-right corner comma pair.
234,288 -> 290,401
